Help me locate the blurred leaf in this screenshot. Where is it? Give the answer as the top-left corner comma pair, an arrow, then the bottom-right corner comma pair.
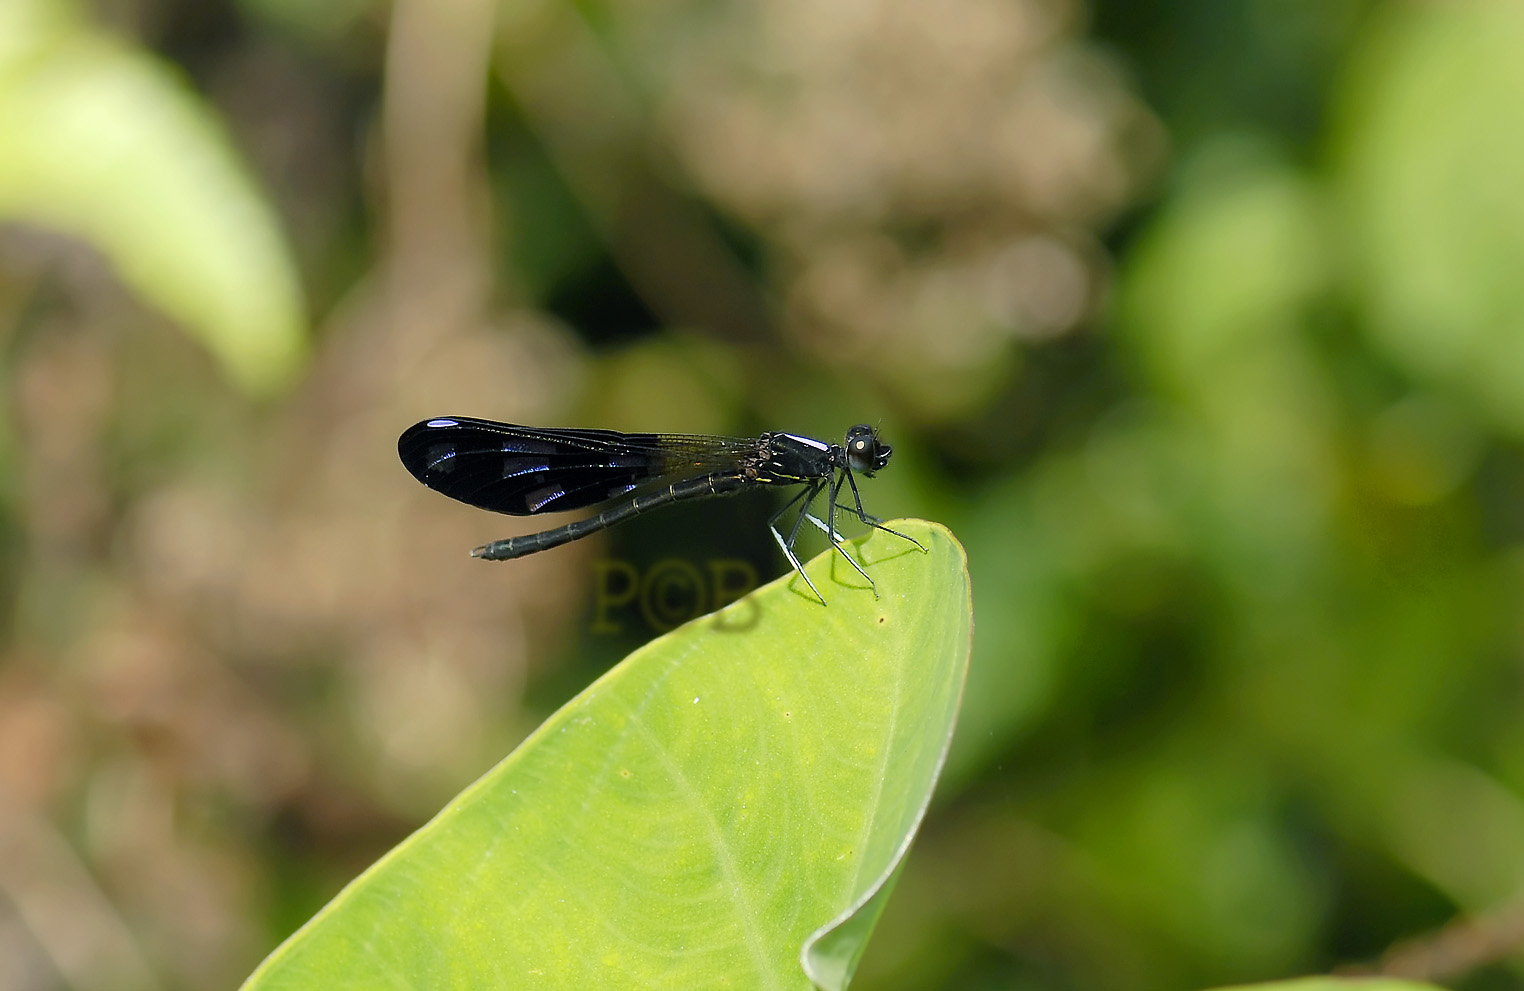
0,0 -> 306,395
1120,141 -> 1327,392
242,520 -> 970,991
1117,147 -> 1337,595
1337,0 -> 1524,434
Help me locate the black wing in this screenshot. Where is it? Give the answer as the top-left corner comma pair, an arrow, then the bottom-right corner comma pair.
397,417 -> 755,516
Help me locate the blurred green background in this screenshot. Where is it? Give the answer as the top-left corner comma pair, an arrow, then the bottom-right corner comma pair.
2,0 -> 1524,989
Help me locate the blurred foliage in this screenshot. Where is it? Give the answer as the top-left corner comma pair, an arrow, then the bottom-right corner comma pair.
0,0 -> 1522,990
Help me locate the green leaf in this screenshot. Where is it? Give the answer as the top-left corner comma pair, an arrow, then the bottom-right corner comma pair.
1205,979 -> 1444,991
242,519 -> 970,991
0,0 -> 306,395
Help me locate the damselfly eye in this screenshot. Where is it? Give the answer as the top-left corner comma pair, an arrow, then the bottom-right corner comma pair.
844,424 -> 882,474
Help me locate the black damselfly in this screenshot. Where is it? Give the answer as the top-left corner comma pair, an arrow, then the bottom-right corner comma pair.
397,418 -> 924,603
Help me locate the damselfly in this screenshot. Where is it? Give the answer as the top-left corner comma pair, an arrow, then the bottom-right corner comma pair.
398,418 -> 923,603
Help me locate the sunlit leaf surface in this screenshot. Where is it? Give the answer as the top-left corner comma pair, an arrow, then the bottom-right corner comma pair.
243,520 -> 970,991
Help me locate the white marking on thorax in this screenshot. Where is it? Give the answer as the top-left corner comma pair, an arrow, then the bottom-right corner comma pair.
780,433 -> 830,451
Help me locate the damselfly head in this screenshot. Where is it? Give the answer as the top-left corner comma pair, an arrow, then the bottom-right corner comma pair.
844,424 -> 892,475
